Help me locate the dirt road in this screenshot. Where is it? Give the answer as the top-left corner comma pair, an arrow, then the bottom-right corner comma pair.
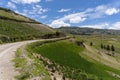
0,40 -> 38,80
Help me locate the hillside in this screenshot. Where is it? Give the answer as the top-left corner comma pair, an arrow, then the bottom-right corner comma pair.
58,27 -> 120,35
0,7 -> 55,43
0,7 -> 37,23
15,37 -> 120,80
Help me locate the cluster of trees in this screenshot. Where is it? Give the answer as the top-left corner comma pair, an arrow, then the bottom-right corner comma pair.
0,32 -> 66,44
0,35 -> 36,43
75,40 -> 85,48
88,41 -> 115,56
101,43 -> 115,55
42,31 -> 66,39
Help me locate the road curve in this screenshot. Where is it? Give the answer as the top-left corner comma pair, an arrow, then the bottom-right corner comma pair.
0,40 -> 38,80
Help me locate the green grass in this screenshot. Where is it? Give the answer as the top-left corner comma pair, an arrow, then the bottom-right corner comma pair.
0,19 -> 55,43
13,48 -> 27,68
76,35 -> 120,54
0,7 -> 56,43
0,9 -> 34,22
28,40 -> 120,80
13,47 -> 50,80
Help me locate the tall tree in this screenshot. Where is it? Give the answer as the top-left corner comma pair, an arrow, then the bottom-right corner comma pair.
111,45 -> 115,52
101,43 -> 103,49
111,45 -> 115,55
90,42 -> 93,46
106,45 -> 110,51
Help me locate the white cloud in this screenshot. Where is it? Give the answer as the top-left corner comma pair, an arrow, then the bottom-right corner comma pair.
49,12 -> 86,28
14,4 -> 48,21
33,5 -> 48,14
87,5 -> 107,19
23,5 -> 48,15
49,4 -> 120,28
11,0 -> 41,4
58,9 -> 71,12
87,5 -> 120,19
79,22 -> 120,30
49,20 -> 70,28
105,8 -> 119,15
95,5 -> 107,11
69,17 -> 86,23
40,15 -> 47,19
7,2 -> 16,9
80,23 -> 109,29
109,22 -> 120,29
59,12 -> 87,23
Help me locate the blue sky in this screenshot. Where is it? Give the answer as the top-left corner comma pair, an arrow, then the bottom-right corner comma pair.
0,0 -> 120,29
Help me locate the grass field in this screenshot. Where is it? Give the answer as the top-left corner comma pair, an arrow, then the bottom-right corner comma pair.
27,39 -> 120,80
0,19 -> 55,43
0,19 -> 54,37
76,35 -> 120,54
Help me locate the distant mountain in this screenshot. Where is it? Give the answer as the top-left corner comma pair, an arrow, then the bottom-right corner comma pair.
58,27 -> 120,35
0,7 -> 55,43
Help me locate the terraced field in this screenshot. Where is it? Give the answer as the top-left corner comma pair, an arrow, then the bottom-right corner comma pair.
25,37 -> 120,80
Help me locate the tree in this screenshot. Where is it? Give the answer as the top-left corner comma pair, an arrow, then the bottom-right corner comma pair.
101,43 -> 103,49
111,45 -> 115,52
103,45 -> 106,49
111,45 -> 115,55
90,42 -> 93,46
56,31 -> 60,37
75,41 -> 85,48
106,45 -> 110,51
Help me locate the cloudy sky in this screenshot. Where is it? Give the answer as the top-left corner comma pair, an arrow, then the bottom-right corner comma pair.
0,0 -> 120,29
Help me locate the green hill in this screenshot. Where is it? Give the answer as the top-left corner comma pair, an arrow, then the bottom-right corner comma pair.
0,7 -> 55,43
25,39 -> 120,80
0,7 -> 36,23
58,27 -> 120,35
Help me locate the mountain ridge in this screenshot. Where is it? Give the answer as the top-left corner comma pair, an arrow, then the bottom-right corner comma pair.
58,26 -> 120,35
0,7 -> 39,23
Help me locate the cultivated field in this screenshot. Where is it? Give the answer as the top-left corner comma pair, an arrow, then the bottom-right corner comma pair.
17,35 -> 120,80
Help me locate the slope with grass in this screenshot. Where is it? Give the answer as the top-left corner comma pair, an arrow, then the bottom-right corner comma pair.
0,7 -> 56,43
0,7 -> 36,23
27,39 -> 120,80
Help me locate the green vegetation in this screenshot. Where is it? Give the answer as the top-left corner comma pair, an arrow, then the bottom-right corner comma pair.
76,35 -> 120,54
0,7 -> 66,43
0,7 -> 36,22
13,47 -> 50,80
0,19 -> 56,43
1,6 -> 120,80
58,27 -> 120,35
27,39 -> 120,80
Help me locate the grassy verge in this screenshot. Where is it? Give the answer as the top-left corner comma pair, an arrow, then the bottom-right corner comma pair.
13,46 -> 50,80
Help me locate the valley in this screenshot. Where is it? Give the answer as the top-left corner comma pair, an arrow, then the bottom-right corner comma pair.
0,5 -> 120,80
